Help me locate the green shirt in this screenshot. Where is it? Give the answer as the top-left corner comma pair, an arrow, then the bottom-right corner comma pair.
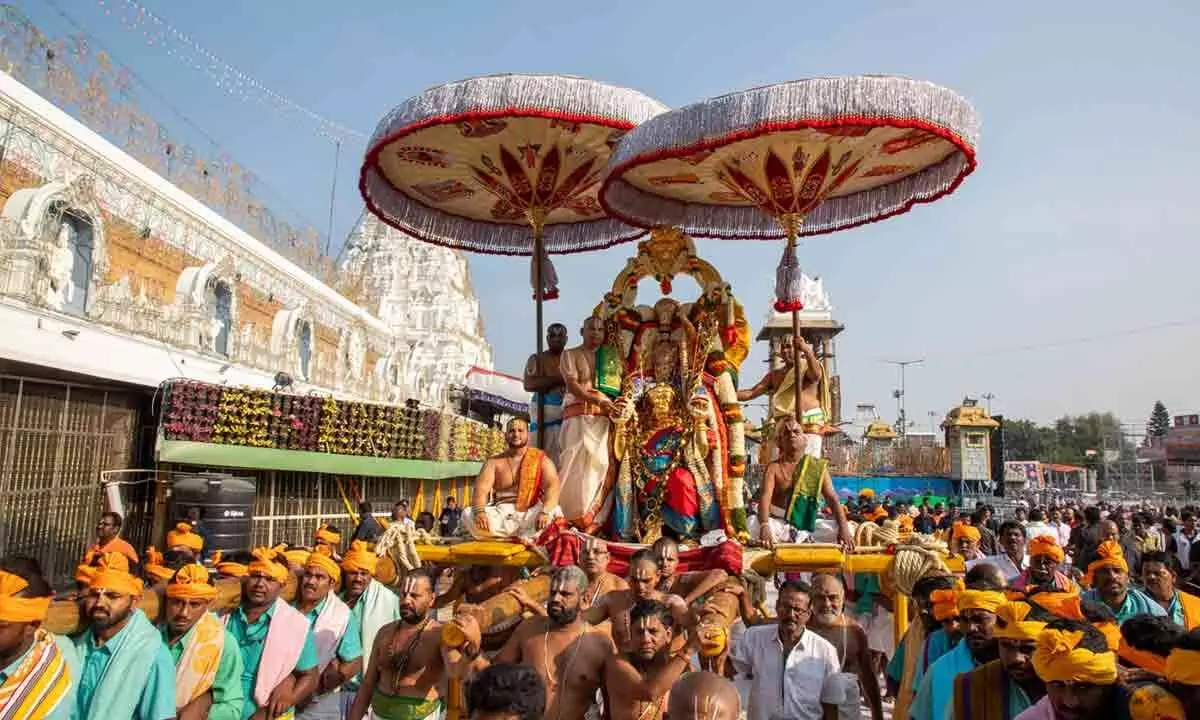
76,618 -> 176,720
226,604 -> 319,720
162,618 -> 246,720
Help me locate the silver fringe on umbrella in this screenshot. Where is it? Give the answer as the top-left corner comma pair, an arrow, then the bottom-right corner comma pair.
361,73 -> 669,256
600,75 -> 980,239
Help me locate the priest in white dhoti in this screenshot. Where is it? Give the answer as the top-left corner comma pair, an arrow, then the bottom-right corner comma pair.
462,418 -> 562,540
556,316 -> 617,533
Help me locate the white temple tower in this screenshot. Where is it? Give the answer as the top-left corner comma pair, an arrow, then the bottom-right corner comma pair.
340,213 -> 493,406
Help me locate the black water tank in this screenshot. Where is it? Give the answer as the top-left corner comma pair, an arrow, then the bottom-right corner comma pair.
168,473 -> 256,554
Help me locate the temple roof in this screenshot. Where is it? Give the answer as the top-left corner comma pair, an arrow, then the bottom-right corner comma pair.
755,273 -> 844,340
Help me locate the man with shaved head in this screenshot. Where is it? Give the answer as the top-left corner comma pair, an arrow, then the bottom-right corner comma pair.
807,573 -> 883,720
580,536 -> 627,609
667,672 -> 740,720
449,565 -> 615,720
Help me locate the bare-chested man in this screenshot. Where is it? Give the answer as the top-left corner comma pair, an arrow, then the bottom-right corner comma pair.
739,335 -> 826,459
449,565 -> 614,720
601,600 -> 694,720
581,537 -> 627,609
651,537 -> 729,606
525,322 -> 569,462
585,550 -> 689,653
463,418 -> 562,540
558,316 -> 617,529
808,573 -> 884,720
751,416 -> 854,551
348,571 -> 447,720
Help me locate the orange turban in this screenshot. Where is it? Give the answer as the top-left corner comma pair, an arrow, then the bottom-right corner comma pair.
0,570 -> 50,623
314,526 -> 342,546
931,580 -> 965,621
992,601 -> 1047,642
1033,628 -> 1118,685
283,549 -> 311,569
952,522 -> 981,543
89,552 -> 143,596
143,547 -> 174,583
897,515 -> 914,533
958,589 -> 1008,614
304,547 -> 341,584
341,540 -> 378,576
216,561 -> 248,578
165,564 -> 218,601
247,547 -> 290,583
166,522 -> 204,552
1164,647 -> 1200,685
1118,637 -> 1167,675
867,507 -> 888,522
1086,541 -> 1128,585
859,488 -> 875,499
1028,591 -> 1084,620
1029,535 -> 1065,563
1095,621 -> 1122,651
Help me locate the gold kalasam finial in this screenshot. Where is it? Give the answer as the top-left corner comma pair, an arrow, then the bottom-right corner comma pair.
778,213 -> 804,246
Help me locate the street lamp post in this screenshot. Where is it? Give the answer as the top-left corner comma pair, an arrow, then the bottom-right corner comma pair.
886,359 -> 923,440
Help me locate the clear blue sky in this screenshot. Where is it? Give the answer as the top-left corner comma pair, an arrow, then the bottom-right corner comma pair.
26,0 -> 1200,429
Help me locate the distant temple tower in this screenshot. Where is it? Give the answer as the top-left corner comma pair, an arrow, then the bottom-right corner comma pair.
340,214 -> 493,406
755,273 -> 844,426
943,398 -> 1000,494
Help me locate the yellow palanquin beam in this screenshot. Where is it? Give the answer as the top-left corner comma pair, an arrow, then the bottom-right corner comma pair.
412,541 -> 964,574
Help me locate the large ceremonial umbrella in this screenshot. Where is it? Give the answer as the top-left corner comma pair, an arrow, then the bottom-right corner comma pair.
600,75 -> 979,419
360,74 -> 668,440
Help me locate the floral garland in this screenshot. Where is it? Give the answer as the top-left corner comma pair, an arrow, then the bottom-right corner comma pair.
160,380 -> 504,463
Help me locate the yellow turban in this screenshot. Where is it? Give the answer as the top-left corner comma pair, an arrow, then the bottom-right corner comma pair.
247,547 -> 290,583
859,488 -> 875,498
341,540 -> 378,576
216,561 -> 248,578
89,552 -> 144,597
1029,535 -> 1066,563
931,580 -> 965,621
1164,647 -> 1200,686
992,601 -> 1047,642
166,522 -> 204,552
897,515 -> 914,533
283,549 -> 311,569
1086,541 -> 1128,585
0,570 -> 50,623
143,547 -> 174,583
304,547 -> 341,584
958,589 -> 1008,614
952,522 -> 981,543
1128,684 -> 1186,720
867,507 -> 888,522
314,526 -> 342,546
165,564 -> 217,601
1033,628 -> 1118,685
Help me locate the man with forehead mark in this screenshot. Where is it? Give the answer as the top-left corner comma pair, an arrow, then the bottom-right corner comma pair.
463,417 -> 563,540
525,322 -> 569,464
347,570 -> 451,720
584,549 -> 689,653
651,537 -> 729,606
579,536 -> 627,610
448,565 -> 615,720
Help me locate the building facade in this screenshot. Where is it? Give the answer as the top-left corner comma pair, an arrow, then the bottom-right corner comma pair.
0,70 -> 491,582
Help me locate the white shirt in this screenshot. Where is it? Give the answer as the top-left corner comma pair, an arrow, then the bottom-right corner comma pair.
1052,521 -> 1072,548
1176,530 -> 1196,570
731,625 -> 841,720
966,552 -> 1029,585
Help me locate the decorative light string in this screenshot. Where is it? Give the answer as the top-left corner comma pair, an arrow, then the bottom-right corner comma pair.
95,0 -> 366,144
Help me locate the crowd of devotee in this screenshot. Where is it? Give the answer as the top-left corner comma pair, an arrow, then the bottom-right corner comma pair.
7,489 -> 1200,718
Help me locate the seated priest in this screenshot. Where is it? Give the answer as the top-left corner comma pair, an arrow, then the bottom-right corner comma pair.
462,418 -> 562,540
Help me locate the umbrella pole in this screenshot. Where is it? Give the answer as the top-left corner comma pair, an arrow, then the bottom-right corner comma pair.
530,209 -> 547,448
792,307 -> 802,422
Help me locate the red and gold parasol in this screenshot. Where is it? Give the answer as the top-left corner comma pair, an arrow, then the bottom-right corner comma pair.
361,74 -> 667,439
600,75 -> 979,418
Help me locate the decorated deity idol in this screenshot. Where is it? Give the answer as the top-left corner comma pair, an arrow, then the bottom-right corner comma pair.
593,228 -> 750,542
